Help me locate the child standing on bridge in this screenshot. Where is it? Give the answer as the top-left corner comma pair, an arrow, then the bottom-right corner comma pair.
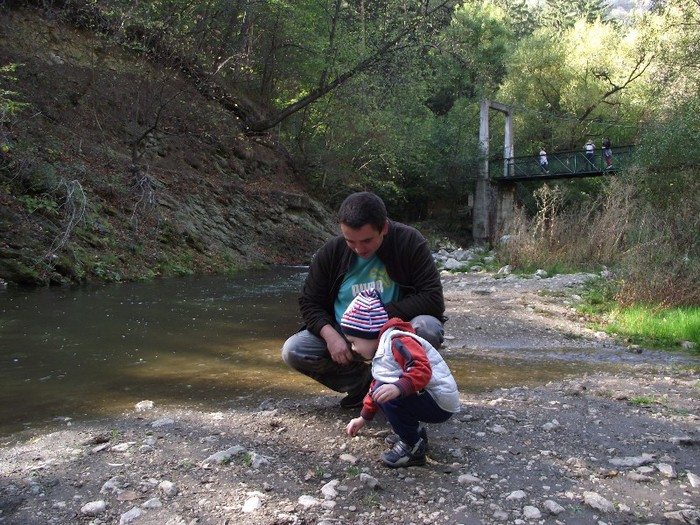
342,289 -> 460,468
539,147 -> 549,173
602,138 -> 612,169
584,140 -> 596,167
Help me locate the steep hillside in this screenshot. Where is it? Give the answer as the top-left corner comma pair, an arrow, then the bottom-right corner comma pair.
0,7 -> 336,285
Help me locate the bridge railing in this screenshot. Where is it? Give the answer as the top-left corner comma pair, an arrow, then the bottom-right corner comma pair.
490,145 -> 635,179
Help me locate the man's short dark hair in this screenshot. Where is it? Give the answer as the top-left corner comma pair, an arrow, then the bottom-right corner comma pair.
338,192 -> 387,231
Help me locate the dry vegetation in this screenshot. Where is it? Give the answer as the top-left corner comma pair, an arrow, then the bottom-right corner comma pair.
499,174 -> 700,308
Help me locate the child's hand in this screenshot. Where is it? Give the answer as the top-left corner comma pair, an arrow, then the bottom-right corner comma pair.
346,417 -> 366,437
371,383 -> 400,403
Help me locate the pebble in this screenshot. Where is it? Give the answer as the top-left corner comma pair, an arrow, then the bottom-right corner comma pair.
119,506 -> 143,524
80,500 -> 106,516
583,491 -> 615,513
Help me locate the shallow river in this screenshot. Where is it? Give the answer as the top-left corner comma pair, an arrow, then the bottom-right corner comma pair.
0,267 -> 688,437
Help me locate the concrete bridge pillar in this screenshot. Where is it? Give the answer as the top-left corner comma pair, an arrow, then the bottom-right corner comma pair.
496,184 -> 515,234
473,100 -> 514,243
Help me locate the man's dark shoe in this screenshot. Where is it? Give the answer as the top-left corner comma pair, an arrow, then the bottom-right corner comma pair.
381,437 -> 427,468
340,390 -> 366,409
385,426 -> 428,450
340,375 -> 372,409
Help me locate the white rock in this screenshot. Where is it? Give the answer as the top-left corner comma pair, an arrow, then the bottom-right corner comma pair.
544,499 -> 565,515
298,495 -> 320,508
242,496 -> 262,513
657,463 -> 677,478
158,480 -> 178,497
204,445 -> 246,464
151,418 -> 175,428
609,454 -> 655,467
687,471 -> 700,488
443,258 -> 463,270
497,265 -> 512,275
80,500 -> 106,516
119,507 -> 143,525
523,505 -> 541,519
665,510 -> 700,522
250,452 -> 270,469
134,400 -> 154,411
490,424 -> 507,434
458,474 -> 481,484
583,491 -> 615,513
339,453 -> 358,464
321,479 -> 339,499
100,477 -> 122,494
141,498 -> 162,509
110,442 -> 133,452
506,490 -> 527,501
359,473 -> 381,489
628,472 -> 652,482
542,420 -> 560,431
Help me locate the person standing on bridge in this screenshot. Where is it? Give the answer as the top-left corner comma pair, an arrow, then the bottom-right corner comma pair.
539,147 -> 549,174
602,137 -> 612,169
584,140 -> 596,168
281,191 -> 446,409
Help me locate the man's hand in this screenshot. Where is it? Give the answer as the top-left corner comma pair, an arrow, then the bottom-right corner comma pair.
321,325 -> 353,365
346,416 -> 366,437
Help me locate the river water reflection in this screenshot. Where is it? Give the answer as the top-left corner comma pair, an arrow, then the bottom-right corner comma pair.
0,267 -> 685,437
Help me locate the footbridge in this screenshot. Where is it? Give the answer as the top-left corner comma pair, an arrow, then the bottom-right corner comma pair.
472,99 -> 637,242
489,145 -> 636,182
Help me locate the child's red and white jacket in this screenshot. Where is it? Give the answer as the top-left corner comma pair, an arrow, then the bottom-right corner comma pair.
359,317 -> 460,421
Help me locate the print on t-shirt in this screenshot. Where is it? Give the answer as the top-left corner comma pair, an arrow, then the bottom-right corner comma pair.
335,255 -> 400,324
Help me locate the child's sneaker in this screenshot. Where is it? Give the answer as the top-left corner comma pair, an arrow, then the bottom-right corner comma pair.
384,426 -> 428,450
381,437 -> 427,468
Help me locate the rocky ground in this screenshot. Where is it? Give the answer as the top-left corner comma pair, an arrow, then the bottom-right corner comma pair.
1,272 -> 699,525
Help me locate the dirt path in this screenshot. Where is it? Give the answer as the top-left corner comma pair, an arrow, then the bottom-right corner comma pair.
1,273 -> 699,525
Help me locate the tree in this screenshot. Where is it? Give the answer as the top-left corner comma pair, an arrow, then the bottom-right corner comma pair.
539,0 -> 612,30
498,19 -> 651,152
0,64 -> 29,149
246,0 -> 457,132
425,1 -> 513,113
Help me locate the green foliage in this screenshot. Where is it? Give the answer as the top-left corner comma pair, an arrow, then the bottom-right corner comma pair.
345,466 -> 362,476
499,19 -> 648,153
577,278 -> 700,349
629,395 -> 665,406
634,99 -> 700,174
91,255 -> 122,282
16,194 -> 59,215
3,0 -> 697,301
0,64 -> 30,122
605,306 -> 700,349
495,0 -> 539,38
539,0 -> 611,30
578,277 -> 620,315
429,2 -> 513,105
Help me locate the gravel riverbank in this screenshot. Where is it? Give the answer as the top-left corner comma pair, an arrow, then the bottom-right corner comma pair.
1,272 -> 699,525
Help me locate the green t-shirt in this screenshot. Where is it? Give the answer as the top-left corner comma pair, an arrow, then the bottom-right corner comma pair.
334,254 -> 400,324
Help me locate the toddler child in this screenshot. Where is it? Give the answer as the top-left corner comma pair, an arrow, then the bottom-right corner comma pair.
341,289 -> 460,467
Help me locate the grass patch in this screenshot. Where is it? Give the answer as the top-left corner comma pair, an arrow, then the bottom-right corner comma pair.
629,395 -> 665,406
577,277 -> 620,316
577,279 -> 699,350
606,306 -> 700,349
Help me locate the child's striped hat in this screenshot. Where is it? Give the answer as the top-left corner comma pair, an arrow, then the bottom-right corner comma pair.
340,289 -> 389,339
